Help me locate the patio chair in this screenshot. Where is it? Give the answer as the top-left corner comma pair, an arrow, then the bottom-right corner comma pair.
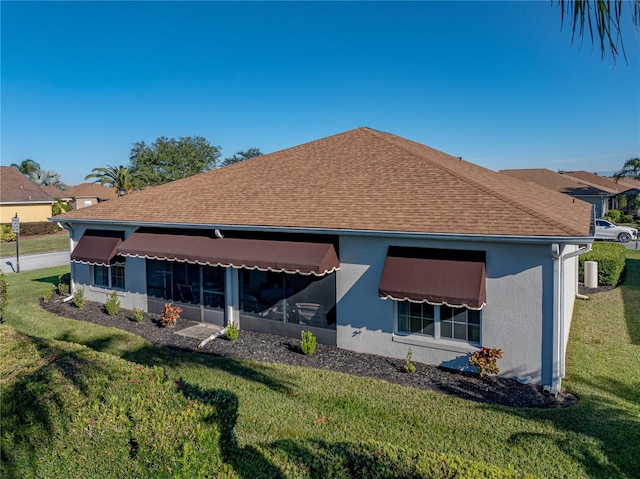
241,294 -> 261,313
177,284 -> 195,303
295,302 -> 325,326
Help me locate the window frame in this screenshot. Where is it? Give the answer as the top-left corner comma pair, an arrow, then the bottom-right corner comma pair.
92,262 -> 126,290
395,301 -> 481,346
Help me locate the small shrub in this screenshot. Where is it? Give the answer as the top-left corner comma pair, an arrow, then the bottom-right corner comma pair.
300,330 -> 317,355
57,282 -> 69,296
132,307 -> 145,323
604,209 -> 623,223
1,225 -> 16,242
57,272 -> 70,296
226,321 -> 239,341
469,347 -> 503,378
0,273 -> 8,320
72,287 -> 85,308
42,288 -> 54,302
104,291 -> 121,316
160,303 -> 182,327
52,200 -> 72,216
622,214 -> 634,223
404,348 -> 416,374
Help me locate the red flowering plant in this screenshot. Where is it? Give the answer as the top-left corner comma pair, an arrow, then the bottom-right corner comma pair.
160,303 -> 182,328
468,347 -> 503,378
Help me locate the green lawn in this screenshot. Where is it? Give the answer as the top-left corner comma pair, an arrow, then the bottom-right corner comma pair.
2,253 -> 639,478
0,231 -> 69,257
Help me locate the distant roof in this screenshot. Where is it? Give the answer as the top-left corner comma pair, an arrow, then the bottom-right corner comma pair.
560,171 -> 625,194
41,185 -> 70,199
67,183 -> 119,200
57,127 -> 593,238
614,177 -> 640,190
500,168 -> 611,197
0,166 -> 54,203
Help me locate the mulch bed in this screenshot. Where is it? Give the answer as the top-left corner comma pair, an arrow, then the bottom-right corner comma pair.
41,294 -> 578,409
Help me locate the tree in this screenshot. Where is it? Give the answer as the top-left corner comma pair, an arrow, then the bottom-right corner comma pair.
10,159 -> 41,177
31,169 -> 67,189
10,159 -> 67,189
220,147 -> 263,168
129,136 -> 221,187
614,157 -> 640,181
555,0 -> 640,62
84,165 -> 134,195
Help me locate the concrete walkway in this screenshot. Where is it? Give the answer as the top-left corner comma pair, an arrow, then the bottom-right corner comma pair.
0,251 -> 70,274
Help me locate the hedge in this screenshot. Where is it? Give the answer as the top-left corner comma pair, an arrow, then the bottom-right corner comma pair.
0,222 -> 60,238
579,242 -> 627,286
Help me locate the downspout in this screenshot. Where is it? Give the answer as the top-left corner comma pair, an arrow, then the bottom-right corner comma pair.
550,241 -> 593,396
58,222 -> 76,292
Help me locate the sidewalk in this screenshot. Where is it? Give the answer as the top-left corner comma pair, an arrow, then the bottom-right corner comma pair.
0,251 -> 70,274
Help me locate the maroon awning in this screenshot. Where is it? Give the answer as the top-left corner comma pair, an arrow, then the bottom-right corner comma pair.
70,232 -> 123,266
117,232 -> 339,276
378,256 -> 486,310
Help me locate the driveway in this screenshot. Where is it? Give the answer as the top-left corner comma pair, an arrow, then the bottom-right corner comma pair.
0,251 -> 70,274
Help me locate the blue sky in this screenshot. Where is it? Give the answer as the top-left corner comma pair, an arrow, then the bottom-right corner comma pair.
2,1 -> 638,186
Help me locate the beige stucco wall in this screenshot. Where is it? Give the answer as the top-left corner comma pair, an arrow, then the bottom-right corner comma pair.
0,203 -> 53,223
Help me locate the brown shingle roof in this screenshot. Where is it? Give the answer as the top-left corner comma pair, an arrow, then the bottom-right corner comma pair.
0,166 -> 54,203
41,185 -> 70,199
57,128 -> 593,237
561,171 -> 624,194
615,177 -> 640,190
67,183 -> 119,200
500,168 -> 611,197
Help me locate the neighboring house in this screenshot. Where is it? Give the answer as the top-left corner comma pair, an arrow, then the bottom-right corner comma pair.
0,166 -> 55,223
55,127 -> 594,394
615,177 -> 640,190
613,177 -> 640,218
561,171 -> 640,216
41,185 -> 72,202
500,168 -> 612,218
67,183 -> 119,209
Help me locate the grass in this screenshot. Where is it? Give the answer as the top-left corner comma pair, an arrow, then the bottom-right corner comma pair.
2,254 -> 640,478
0,231 -> 69,257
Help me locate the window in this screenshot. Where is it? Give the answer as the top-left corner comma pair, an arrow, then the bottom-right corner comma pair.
397,302 -> 480,344
398,302 -> 434,336
239,269 -> 336,328
440,305 -> 480,342
93,265 -> 109,287
93,263 -> 125,290
111,263 -> 125,289
145,259 -> 225,309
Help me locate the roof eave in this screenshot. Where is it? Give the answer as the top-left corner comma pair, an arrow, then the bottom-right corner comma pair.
52,217 -> 595,245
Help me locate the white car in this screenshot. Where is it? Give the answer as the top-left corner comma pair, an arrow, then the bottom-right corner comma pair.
595,219 -> 638,243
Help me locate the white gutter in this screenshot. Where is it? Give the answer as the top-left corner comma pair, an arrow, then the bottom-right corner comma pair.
50,218 -> 595,245
549,241 -> 593,396
57,222 -> 76,292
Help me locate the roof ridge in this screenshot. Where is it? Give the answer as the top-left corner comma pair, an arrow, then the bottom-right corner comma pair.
561,171 -> 622,194
500,168 -> 612,192
362,129 -> 587,236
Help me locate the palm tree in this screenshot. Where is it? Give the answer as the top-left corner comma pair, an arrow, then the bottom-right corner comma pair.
220,148 -> 263,168
556,0 -> 640,63
614,157 -> 640,181
85,165 -> 133,195
31,169 -> 67,189
10,159 -> 41,177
